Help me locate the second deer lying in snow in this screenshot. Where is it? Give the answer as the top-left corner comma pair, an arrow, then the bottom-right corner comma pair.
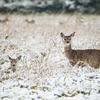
8,55 -> 21,72
60,32 -> 100,69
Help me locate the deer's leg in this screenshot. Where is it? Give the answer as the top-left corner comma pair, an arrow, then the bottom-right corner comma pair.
69,60 -> 76,66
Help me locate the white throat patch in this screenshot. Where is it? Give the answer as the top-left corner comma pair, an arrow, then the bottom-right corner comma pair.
64,43 -> 70,47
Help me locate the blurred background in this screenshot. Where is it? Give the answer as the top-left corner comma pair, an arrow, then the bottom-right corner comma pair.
0,0 -> 100,14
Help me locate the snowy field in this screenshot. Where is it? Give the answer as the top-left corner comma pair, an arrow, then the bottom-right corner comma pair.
0,13 -> 100,100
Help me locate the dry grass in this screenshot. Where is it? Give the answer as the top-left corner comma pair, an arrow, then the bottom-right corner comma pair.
0,13 -> 100,64
0,13 -> 100,77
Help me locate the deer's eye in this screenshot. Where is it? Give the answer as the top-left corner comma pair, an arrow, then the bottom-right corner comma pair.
69,39 -> 71,40
64,39 -> 66,41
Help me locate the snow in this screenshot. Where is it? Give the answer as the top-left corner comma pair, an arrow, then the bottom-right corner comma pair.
0,14 -> 100,100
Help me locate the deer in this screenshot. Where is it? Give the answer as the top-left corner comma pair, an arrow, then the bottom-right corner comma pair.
8,55 -> 21,72
0,17 -> 9,23
60,32 -> 100,69
25,19 -> 35,24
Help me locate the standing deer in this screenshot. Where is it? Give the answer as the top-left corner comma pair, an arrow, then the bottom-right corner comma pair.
8,55 -> 21,72
60,32 -> 100,69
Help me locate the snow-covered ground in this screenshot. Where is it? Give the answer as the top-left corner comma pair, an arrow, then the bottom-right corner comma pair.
0,14 -> 100,100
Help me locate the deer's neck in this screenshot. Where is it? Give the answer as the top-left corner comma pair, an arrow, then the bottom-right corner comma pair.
64,44 -> 73,60
64,44 -> 72,52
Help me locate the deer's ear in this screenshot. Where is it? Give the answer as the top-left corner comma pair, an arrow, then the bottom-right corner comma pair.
60,32 -> 65,38
70,32 -> 75,37
8,56 -> 12,60
17,55 -> 21,60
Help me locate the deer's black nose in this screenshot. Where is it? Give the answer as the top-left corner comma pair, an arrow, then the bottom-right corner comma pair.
67,41 -> 69,43
13,64 -> 15,66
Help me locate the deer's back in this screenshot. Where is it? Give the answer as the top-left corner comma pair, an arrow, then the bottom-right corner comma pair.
73,49 -> 100,57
